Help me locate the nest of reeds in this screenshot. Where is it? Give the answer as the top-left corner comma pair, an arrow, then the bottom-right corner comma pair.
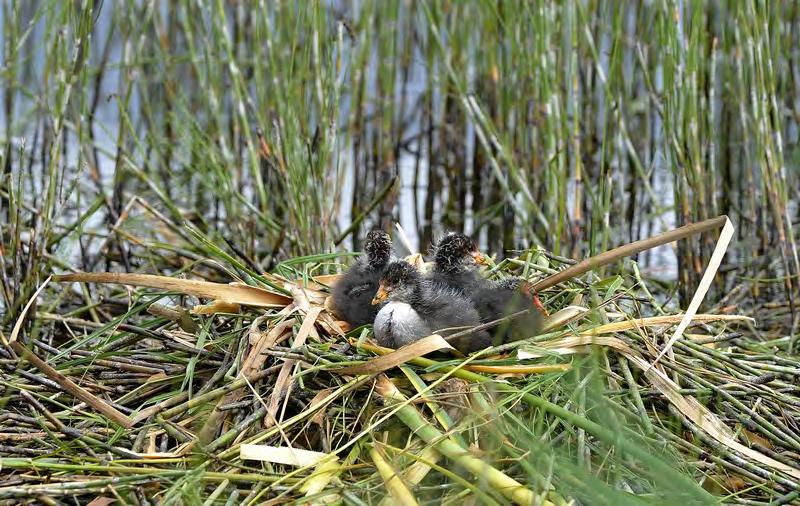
2,219 -> 799,505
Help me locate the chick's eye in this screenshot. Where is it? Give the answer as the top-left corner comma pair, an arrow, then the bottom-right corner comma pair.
348,283 -> 376,297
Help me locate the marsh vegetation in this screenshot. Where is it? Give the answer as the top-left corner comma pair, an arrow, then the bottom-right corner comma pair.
1,1 -> 799,504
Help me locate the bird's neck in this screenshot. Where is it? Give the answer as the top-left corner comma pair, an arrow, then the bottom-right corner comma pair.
405,282 -> 427,309
436,259 -> 465,275
366,257 -> 389,270
405,281 -> 446,317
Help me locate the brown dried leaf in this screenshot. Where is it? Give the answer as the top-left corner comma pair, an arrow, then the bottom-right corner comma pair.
323,294 -> 340,319
86,497 -> 115,506
651,218 -> 735,365
309,389 -> 334,426
190,300 -> 241,315
330,335 -> 453,376
742,429 -> 774,450
243,319 -> 294,375
702,474 -> 748,494
296,273 -> 341,290
581,314 -> 752,337
289,284 -> 312,312
541,305 -> 589,332
55,272 -> 291,308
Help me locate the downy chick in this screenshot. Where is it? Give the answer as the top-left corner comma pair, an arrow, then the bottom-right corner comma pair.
433,238 -> 543,344
371,261 -> 492,353
472,276 -> 543,344
428,232 -> 486,295
329,230 -> 392,327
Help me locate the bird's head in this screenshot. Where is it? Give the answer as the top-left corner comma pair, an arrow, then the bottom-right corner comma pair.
371,261 -> 419,305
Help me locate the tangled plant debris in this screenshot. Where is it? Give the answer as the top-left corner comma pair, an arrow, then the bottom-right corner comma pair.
1,210 -> 798,504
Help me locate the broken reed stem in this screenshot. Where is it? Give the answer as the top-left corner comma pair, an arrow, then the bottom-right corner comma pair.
532,215 -> 728,291
10,340 -> 134,429
369,446 -> 420,506
385,355 -> 715,503
442,308 -> 532,345
374,375 -> 542,506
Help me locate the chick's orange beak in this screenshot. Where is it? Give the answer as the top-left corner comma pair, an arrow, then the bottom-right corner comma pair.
371,285 -> 389,305
471,250 -> 489,265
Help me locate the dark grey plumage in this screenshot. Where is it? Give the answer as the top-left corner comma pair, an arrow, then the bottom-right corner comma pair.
473,278 -> 543,344
329,230 -> 392,327
428,232 -> 485,295
372,261 -> 491,353
429,234 -> 542,343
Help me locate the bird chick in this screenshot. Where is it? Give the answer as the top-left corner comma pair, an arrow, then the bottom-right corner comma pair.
428,232 -> 487,295
329,230 -> 393,327
430,234 -> 543,344
371,261 -> 492,353
472,277 -> 543,344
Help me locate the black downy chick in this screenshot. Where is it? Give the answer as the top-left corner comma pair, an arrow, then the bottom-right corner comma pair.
329,230 -> 392,327
428,232 -> 486,296
431,234 -> 543,344
371,261 -> 492,353
472,277 -> 543,344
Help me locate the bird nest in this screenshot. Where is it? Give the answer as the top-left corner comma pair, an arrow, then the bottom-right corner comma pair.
2,221 -> 798,504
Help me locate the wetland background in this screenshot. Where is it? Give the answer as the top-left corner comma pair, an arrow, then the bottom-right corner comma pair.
3,0 -> 799,307
2,1 -> 800,504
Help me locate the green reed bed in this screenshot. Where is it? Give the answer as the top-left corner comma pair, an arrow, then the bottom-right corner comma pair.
3,1 -> 798,301
0,230 -> 798,504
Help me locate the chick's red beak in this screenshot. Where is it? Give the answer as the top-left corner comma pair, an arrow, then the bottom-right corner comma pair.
371,285 -> 390,305
471,250 -> 489,265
